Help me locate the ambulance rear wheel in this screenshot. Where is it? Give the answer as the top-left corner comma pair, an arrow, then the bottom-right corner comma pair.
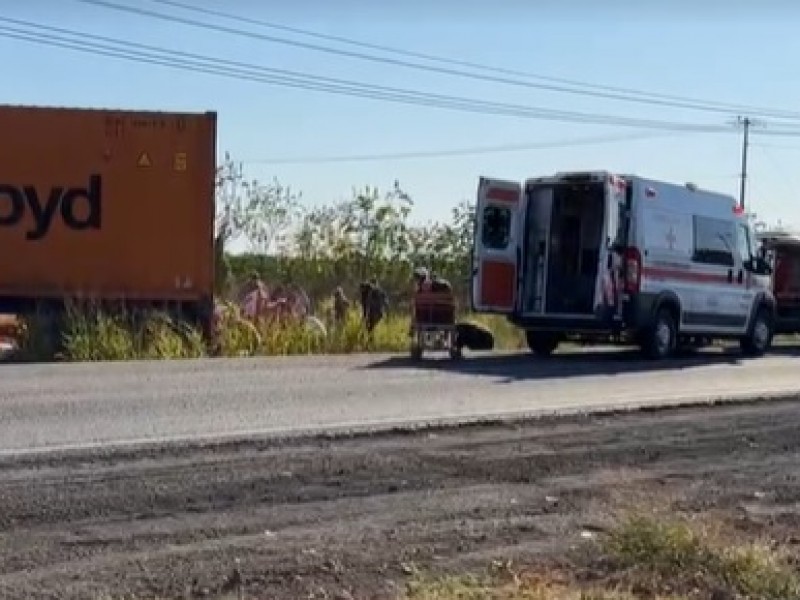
642,307 -> 677,360
526,331 -> 559,357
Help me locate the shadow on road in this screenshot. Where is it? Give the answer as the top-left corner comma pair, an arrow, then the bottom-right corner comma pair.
360,345 -> 768,382
762,345 -> 800,358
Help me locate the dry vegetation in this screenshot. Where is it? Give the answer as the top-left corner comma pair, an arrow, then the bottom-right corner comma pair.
406,515 -> 800,600
9,299 -> 523,362
97,515 -> 800,599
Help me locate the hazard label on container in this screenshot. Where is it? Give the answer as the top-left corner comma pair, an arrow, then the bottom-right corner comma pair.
173,152 -> 187,172
137,152 -> 152,168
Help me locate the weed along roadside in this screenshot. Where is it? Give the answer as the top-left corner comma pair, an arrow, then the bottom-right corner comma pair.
9,304 -> 522,362
406,515 -> 800,600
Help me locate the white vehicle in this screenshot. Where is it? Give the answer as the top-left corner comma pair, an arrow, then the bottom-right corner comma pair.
471,171 -> 775,359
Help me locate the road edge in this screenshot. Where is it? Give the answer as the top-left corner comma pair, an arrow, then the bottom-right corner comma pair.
2,391 -> 797,464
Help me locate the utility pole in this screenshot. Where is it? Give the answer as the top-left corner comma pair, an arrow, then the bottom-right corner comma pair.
737,116 -> 751,209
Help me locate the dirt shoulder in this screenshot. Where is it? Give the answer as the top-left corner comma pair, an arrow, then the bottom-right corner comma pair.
1,398 -> 799,599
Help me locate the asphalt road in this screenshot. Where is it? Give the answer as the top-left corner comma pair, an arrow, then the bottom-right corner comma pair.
4,396 -> 800,598
2,347 -> 800,455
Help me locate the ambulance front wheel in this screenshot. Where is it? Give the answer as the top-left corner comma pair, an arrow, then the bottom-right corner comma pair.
526,331 -> 560,357
740,307 -> 773,357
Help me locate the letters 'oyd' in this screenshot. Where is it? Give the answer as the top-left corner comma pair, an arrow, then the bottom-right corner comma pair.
0,175 -> 102,240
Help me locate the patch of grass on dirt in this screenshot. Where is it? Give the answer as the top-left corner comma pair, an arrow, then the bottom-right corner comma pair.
603,515 -> 800,599
406,515 -> 800,600
406,570 -> 683,599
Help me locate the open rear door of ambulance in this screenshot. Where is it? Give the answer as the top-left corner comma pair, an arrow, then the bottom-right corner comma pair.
471,177 -> 522,314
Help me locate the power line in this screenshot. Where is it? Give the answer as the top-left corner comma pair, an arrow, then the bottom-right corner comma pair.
750,128 -> 800,137
148,0 -> 800,120
147,0 -> 742,110
240,131 -> 691,165
76,0 -> 800,122
0,19 -> 738,133
751,141 -> 800,150
0,22 -> 711,130
7,17 -> 799,144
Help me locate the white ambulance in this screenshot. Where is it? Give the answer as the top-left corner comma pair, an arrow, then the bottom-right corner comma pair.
471,171 -> 775,359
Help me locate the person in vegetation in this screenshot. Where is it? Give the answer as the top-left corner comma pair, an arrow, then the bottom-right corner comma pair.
285,283 -> 326,336
412,266 -> 453,293
360,278 -> 389,333
412,266 -> 430,292
239,271 -> 267,302
290,284 -> 312,318
238,272 -> 270,320
333,286 -> 350,325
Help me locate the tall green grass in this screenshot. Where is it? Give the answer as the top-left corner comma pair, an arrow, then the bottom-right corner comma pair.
14,301 -> 522,362
60,307 -> 207,361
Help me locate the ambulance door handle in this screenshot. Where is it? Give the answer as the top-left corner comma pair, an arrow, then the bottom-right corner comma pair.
727,269 -> 733,283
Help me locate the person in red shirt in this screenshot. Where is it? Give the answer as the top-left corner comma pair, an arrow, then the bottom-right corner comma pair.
412,266 -> 453,293
413,266 -> 431,292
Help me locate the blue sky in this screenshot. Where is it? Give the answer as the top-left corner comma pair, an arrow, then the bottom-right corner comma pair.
3,0 -> 800,249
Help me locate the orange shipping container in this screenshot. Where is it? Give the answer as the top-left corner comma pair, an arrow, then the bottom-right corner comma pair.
0,104 -> 216,320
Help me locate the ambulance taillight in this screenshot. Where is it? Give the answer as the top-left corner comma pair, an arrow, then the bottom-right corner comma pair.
623,247 -> 642,294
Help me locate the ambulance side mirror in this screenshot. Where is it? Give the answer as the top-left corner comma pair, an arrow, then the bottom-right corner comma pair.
746,256 -> 772,276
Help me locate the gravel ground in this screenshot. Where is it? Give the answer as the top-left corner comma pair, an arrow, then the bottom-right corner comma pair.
1,397 -> 800,599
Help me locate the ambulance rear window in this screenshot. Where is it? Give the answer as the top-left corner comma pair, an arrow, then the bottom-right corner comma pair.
482,206 -> 512,250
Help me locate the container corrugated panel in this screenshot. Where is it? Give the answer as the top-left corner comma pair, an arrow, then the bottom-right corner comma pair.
0,104 -> 217,303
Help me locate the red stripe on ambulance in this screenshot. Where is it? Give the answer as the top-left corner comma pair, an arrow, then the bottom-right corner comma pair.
486,187 -> 518,203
